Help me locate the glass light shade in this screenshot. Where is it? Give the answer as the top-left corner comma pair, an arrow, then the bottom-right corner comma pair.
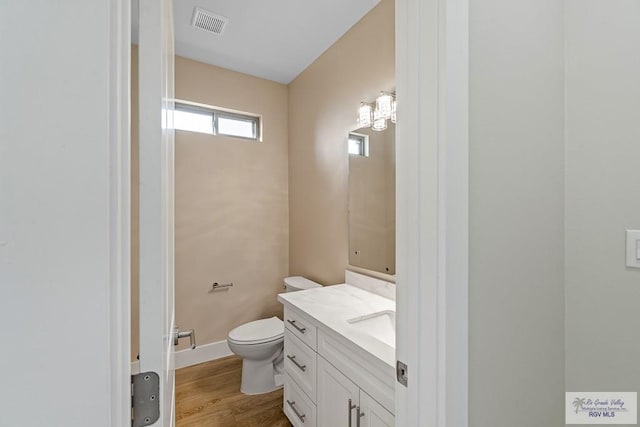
372,117 -> 388,131
357,103 -> 373,128
375,92 -> 393,120
391,99 -> 397,124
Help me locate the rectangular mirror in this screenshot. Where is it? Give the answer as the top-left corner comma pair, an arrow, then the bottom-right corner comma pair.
348,123 -> 395,275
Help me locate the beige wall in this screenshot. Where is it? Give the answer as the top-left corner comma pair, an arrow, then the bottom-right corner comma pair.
173,56 -> 289,350
288,0 -> 395,285
565,0 -> 640,399
469,0 -> 565,425
132,49 -> 289,355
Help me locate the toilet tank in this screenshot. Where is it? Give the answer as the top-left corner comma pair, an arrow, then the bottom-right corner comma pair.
283,276 -> 322,292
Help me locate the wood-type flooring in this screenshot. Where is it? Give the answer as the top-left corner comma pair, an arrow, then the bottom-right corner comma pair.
175,356 -> 292,427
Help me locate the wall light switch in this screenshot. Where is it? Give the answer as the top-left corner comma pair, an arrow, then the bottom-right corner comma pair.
626,230 -> 640,268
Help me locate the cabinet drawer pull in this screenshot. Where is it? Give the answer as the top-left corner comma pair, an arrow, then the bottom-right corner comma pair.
287,319 -> 306,334
287,354 -> 307,372
348,398 -> 356,427
286,399 -> 306,423
356,406 -> 364,427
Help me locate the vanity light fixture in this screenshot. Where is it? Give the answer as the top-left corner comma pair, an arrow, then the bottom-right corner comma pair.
357,91 -> 396,131
357,102 -> 373,128
391,98 -> 397,124
372,116 -> 388,131
375,92 -> 394,120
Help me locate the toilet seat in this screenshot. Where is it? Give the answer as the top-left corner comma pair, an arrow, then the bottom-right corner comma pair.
228,316 -> 284,345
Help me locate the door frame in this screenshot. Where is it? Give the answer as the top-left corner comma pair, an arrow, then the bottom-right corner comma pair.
108,0 -> 470,425
137,0 -> 177,425
395,0 -> 469,425
108,0 -> 132,426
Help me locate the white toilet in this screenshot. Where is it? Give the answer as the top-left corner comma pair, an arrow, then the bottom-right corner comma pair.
227,276 -> 322,395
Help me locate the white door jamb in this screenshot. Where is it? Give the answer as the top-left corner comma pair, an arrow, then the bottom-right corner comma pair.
108,0 -> 132,426
395,0 -> 469,425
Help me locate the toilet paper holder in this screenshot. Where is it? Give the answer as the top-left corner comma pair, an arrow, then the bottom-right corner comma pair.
209,282 -> 234,292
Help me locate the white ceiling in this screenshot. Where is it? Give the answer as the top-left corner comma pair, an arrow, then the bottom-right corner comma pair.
132,0 -> 381,84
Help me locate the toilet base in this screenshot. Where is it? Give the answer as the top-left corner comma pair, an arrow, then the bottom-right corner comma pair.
240,358 -> 283,395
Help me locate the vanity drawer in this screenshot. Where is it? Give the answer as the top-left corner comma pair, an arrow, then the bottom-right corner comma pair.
284,373 -> 317,427
284,328 -> 317,402
284,307 -> 317,351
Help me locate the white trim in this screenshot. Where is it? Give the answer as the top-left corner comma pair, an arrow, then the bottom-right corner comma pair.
175,340 -> 233,369
138,1 -> 176,425
175,98 -> 263,120
442,1 -> 469,426
395,0 -> 468,425
131,340 -> 233,374
108,0 -> 131,426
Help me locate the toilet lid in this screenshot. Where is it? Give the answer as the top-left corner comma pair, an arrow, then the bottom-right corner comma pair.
228,316 -> 284,344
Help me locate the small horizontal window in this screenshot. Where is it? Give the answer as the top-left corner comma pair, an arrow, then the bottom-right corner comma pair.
348,132 -> 369,157
174,101 -> 261,141
216,112 -> 257,140
174,108 -> 214,134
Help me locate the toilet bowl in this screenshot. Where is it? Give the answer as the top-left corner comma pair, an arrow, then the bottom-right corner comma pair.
227,276 -> 322,395
227,317 -> 285,395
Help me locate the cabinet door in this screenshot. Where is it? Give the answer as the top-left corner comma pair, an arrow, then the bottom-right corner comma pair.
359,391 -> 395,427
317,357 -> 359,427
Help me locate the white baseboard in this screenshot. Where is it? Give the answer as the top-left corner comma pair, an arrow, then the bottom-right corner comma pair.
175,340 -> 233,369
131,340 -> 233,375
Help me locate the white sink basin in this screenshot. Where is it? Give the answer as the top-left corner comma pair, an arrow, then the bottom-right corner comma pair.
347,310 -> 395,347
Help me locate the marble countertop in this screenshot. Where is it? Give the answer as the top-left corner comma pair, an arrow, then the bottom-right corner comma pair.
277,284 -> 396,367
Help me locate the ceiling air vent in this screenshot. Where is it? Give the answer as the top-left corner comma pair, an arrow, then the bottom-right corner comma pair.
191,7 -> 228,35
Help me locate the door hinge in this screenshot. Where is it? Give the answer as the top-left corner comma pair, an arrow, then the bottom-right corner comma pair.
396,360 -> 408,387
132,371 -> 160,427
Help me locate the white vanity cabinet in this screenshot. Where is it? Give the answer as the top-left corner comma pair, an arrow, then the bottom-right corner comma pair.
282,305 -> 395,427
316,357 -> 358,426
317,357 -> 393,427
283,307 -> 318,427
358,391 -> 395,427
284,374 -> 317,427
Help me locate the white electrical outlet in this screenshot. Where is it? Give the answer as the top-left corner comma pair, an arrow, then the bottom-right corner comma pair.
626,230 -> 640,269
